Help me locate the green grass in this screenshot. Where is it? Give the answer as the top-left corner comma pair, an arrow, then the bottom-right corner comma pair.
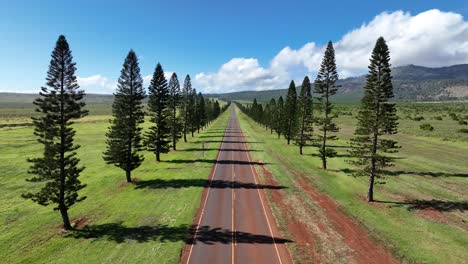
0,109 -> 230,263
236,107 -> 468,264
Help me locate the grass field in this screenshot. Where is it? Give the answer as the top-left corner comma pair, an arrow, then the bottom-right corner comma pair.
236,106 -> 467,263
1,98 -> 467,263
0,106 -> 230,263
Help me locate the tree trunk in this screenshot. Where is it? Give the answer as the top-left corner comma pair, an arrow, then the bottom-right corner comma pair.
300,113 -> 305,155
183,122 -> 187,142
172,108 -> 177,150
59,204 -> 72,230
368,128 -> 379,202
59,65 -> 71,231
367,170 -> 375,202
125,169 -> 132,183
321,131 -> 327,170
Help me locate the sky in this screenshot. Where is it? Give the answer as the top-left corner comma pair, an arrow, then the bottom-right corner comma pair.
0,0 -> 467,94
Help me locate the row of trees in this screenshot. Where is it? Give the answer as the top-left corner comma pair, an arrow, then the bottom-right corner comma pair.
104,53 -> 226,181
238,41 -> 340,168
239,37 -> 399,202
23,35 -> 228,230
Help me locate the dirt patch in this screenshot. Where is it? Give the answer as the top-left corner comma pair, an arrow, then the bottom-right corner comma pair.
117,177 -> 141,188
296,177 -> 397,264
72,216 -> 91,229
259,163 -> 321,263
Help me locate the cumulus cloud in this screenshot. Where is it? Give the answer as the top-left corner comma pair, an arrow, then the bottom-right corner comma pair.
195,9 -> 468,93
77,75 -> 116,92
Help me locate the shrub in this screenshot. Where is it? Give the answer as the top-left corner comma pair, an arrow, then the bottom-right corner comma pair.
433,116 -> 443,120
457,128 -> 468,133
449,113 -> 459,121
458,120 -> 467,125
413,116 -> 425,121
420,123 -> 434,131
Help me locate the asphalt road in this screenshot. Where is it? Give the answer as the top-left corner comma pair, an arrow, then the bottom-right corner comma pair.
180,106 -> 292,264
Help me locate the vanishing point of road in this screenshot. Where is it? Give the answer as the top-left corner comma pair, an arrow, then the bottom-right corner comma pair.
180,106 -> 292,264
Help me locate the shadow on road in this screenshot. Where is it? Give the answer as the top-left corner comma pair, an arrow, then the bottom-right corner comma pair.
187,225 -> 292,245
161,159 -> 270,165
194,140 -> 264,144
181,148 -> 262,152
134,179 -> 287,190
68,223 -> 292,245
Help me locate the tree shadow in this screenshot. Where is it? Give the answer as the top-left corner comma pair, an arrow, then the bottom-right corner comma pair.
306,153 -> 353,158
181,148 -> 262,152
375,199 -> 468,212
340,168 -> 467,178
68,223 -> 292,245
194,140 -> 263,144
134,179 -> 287,190
187,225 -> 292,245
199,135 -> 247,138
161,159 -> 270,165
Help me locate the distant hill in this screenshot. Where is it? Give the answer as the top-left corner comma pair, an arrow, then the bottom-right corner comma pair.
206,64 -> 468,102
0,92 -> 115,105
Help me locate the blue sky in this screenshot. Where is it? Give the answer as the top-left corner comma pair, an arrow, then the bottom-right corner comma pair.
1,0 -> 467,94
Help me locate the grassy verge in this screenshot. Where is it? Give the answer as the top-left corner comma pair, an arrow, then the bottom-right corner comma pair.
236,108 -> 467,264
0,109 -> 230,263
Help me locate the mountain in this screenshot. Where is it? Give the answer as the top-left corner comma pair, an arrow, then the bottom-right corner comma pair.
206,64 -> 468,102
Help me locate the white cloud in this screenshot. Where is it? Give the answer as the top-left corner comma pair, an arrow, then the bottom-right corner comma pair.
77,75 -> 116,93
195,9 -> 468,93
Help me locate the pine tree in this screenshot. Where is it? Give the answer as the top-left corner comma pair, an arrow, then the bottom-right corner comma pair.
349,37 -> 399,202
168,73 -> 182,150
145,63 -> 171,161
181,75 -> 193,142
190,88 -> 198,137
213,101 -> 221,117
296,76 -> 313,155
268,98 -> 277,134
103,50 -> 146,183
284,80 -> 298,144
197,92 -> 206,132
22,35 -> 88,230
275,96 -> 284,138
315,41 -> 340,169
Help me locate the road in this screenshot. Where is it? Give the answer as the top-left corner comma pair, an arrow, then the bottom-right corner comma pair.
180,105 -> 292,264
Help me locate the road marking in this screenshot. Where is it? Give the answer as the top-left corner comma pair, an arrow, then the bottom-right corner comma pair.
185,118 -> 229,264
231,142 -> 236,264
238,120 -> 284,264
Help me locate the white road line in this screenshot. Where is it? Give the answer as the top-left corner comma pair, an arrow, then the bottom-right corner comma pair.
185,117 -> 229,264
238,117 -> 283,264
231,144 -> 235,264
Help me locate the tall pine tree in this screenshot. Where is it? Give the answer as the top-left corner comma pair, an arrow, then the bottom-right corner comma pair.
284,80 -> 298,144
296,76 -> 313,155
268,98 -> 277,134
197,92 -> 206,132
22,35 -> 88,230
189,88 -> 198,137
349,37 -> 399,202
103,50 -> 146,183
315,41 -> 340,169
275,96 -> 284,138
168,73 -> 182,150
145,63 -> 171,161
181,75 -> 193,142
